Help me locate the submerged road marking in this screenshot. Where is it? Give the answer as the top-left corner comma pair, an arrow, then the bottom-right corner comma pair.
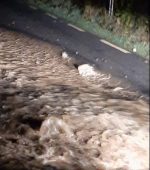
30,6 -> 37,10
46,13 -> 57,19
68,24 -> 85,32
100,39 -> 130,54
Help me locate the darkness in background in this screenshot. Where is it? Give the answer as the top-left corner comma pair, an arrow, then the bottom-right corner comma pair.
0,0 -> 149,16
71,0 -> 149,16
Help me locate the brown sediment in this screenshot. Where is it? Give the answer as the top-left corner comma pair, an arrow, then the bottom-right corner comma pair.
0,27 -> 149,170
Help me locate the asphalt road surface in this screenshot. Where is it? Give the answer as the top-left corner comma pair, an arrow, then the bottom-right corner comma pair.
0,0 -> 149,97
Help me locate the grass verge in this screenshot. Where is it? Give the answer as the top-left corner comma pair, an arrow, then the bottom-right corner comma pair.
27,0 -> 149,59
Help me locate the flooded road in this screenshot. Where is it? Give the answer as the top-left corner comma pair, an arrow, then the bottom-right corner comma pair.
0,28 -> 149,170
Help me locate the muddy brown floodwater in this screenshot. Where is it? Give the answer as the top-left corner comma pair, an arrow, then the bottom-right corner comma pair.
0,27 -> 149,170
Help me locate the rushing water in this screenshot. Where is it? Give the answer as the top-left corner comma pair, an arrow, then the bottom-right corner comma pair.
0,28 -> 149,170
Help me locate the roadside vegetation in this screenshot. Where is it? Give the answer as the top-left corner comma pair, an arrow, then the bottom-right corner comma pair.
26,0 -> 149,59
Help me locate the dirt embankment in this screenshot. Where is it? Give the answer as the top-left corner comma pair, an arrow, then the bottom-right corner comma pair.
0,28 -> 149,170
